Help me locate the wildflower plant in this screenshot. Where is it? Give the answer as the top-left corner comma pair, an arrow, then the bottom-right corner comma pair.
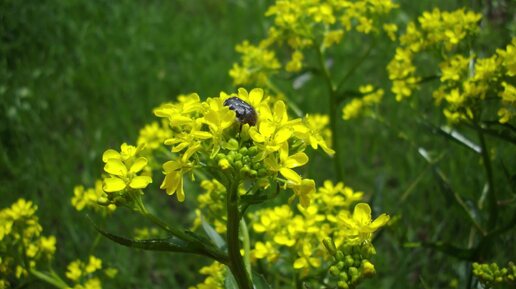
0,199 -> 116,289
72,87 -> 390,289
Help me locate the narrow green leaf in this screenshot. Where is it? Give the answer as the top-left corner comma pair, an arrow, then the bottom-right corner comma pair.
252,272 -> 272,289
201,214 -> 226,249
439,126 -> 481,154
96,225 -> 199,253
225,269 -> 239,289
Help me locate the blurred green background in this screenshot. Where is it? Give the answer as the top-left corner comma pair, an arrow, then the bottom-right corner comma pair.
1,0 -> 515,288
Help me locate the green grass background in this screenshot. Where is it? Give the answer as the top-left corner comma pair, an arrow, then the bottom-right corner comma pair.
1,0 -> 515,288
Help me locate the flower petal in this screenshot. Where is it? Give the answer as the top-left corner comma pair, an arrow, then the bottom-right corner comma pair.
274,128 -> 292,144
103,178 -> 126,192
280,168 -> 302,183
104,159 -> 127,176
129,176 -> 152,189
284,152 -> 309,168
370,214 -> 390,229
353,203 -> 372,226
102,149 -> 120,162
130,157 -> 148,173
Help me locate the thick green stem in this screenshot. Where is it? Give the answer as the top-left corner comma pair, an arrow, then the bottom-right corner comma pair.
227,178 -> 253,289
316,46 -> 343,181
476,125 -> 498,229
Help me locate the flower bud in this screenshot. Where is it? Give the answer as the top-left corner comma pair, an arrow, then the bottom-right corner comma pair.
226,138 -> 239,150
361,260 -> 376,277
345,256 -> 354,266
336,251 -> 344,261
218,159 -> 231,170
330,266 -> 340,276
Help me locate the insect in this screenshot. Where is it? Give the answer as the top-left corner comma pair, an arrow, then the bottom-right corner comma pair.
223,97 -> 258,126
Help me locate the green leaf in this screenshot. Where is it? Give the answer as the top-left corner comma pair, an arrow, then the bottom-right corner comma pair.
201,215 -> 226,249
95,225 -> 200,254
225,269 -> 238,289
92,218 -> 228,264
252,272 -> 272,289
438,125 -> 481,154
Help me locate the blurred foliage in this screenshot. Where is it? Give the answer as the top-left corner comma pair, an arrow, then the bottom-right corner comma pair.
1,0 -> 515,288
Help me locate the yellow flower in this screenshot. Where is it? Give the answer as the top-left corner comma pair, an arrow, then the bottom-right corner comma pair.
66,260 -> 83,281
253,241 -> 279,262
294,114 -> 334,156
85,256 -> 102,274
137,121 -> 172,150
160,144 -> 200,202
340,203 -> 390,244
293,242 -> 321,269
39,236 -> 56,256
497,38 -> 516,76
286,50 -> 304,72
102,144 -> 152,193
383,23 -> 398,41
229,40 -> 281,86
342,99 -> 364,120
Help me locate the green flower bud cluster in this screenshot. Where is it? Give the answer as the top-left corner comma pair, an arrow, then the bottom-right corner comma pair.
473,262 -> 516,288
213,140 -> 269,180
324,239 -> 377,289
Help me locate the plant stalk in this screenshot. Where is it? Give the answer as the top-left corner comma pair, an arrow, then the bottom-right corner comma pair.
316,46 -> 343,181
476,125 -> 498,229
227,178 -> 253,289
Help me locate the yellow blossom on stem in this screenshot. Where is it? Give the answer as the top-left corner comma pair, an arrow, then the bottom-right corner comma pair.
102,143 -> 152,193
340,203 -> 390,244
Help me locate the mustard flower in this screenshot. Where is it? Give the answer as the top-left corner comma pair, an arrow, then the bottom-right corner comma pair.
160,144 -> 200,202
188,262 -> 226,289
340,203 -> 390,244
102,143 -> 152,193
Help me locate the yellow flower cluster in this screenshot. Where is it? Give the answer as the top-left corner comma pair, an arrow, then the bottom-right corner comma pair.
231,0 -> 398,85
251,180 -> 388,275
1,199 -> 116,288
71,181 -> 115,213
188,262 -> 226,289
99,143 -> 153,209
0,199 -> 55,284
65,255 -> 116,289
342,84 -> 384,120
193,179 -> 228,233
433,38 -> 516,123
154,88 -> 333,207
229,41 -> 281,86
137,121 -> 172,152
388,8 -> 482,101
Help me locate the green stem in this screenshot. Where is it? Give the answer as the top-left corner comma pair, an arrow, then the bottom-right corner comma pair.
476,124 -> 498,229
315,46 -> 343,181
335,40 -> 375,94
30,269 -> 69,289
227,177 -> 253,289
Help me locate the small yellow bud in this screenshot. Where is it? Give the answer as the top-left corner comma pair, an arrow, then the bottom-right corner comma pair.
361,260 -> 376,277
218,159 -> 231,170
